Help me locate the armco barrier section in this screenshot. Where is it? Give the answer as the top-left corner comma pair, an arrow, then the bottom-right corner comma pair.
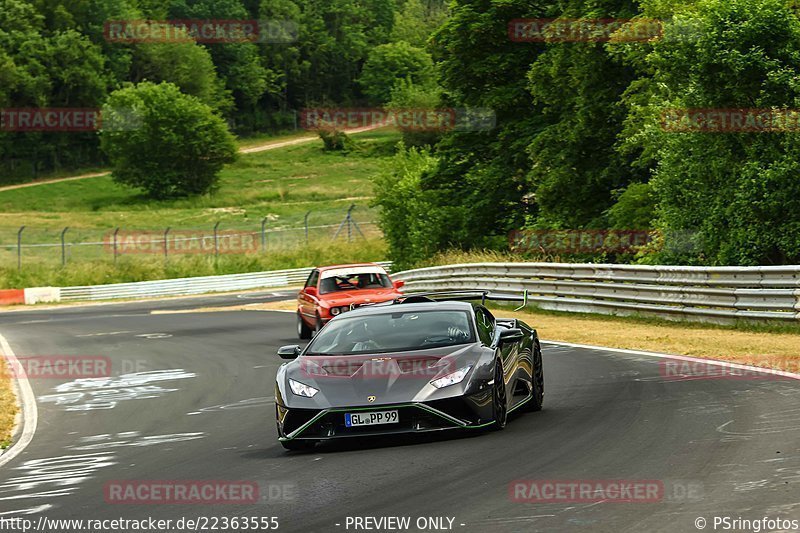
0,289 -> 25,305
391,263 -> 800,323
58,262 -> 392,302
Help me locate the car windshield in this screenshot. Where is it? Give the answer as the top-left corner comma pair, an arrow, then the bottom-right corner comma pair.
305,310 -> 475,355
319,272 -> 393,294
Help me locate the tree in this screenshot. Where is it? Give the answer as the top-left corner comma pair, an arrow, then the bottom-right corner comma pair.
168,0 -> 272,121
385,78 -> 443,147
525,0 -> 644,229
100,82 -> 237,198
391,0 -> 448,48
131,41 -> 233,113
625,0 -> 800,264
392,0 -> 549,254
358,41 -> 435,104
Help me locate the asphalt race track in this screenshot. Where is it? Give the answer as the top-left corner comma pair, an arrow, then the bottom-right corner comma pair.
0,292 -> 798,532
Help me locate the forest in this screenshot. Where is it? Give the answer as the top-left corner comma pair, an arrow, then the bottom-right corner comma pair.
3,0 -> 800,267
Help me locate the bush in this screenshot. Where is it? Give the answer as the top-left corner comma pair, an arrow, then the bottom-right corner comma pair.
372,143 -> 469,269
386,79 -> 445,148
357,42 -> 436,104
100,82 -> 238,199
317,128 -> 355,151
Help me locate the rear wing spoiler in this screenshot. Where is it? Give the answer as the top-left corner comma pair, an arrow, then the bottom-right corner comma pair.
396,290 -> 530,311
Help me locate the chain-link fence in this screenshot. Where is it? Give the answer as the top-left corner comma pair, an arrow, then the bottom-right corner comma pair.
0,205 -> 381,270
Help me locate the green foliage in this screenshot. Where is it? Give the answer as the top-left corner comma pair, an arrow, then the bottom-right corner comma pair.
373,143 -> 471,269
526,1 -> 643,228
385,78 -> 444,147
132,41 -> 233,113
607,182 -> 656,230
2,0 -> 449,178
627,0 -> 800,264
100,82 -> 237,198
358,41 -> 435,104
389,0 -> 548,254
392,0 -> 448,47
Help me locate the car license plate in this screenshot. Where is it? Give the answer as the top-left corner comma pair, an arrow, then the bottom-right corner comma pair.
345,410 -> 399,427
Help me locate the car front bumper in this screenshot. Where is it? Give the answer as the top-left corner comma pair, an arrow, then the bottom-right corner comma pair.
276,392 -> 497,441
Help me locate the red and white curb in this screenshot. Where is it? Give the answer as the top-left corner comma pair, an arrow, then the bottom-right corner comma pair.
0,287 -> 60,306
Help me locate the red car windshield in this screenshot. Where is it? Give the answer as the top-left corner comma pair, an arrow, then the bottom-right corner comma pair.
319,273 -> 393,294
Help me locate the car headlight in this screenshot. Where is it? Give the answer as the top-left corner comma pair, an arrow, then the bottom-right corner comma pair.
330,307 -> 341,316
430,365 -> 472,389
289,378 -> 319,398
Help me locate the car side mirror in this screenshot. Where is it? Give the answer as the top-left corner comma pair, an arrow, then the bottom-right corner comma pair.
498,328 -> 524,344
393,280 -> 405,290
277,345 -> 301,359
305,287 -> 318,297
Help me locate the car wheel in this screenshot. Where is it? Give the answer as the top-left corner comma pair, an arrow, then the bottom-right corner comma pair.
297,312 -> 312,340
490,360 -> 508,430
526,338 -> 544,412
280,439 -> 317,451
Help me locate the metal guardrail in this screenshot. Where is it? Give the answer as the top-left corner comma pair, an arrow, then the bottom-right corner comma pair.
59,262 -> 392,302
392,263 -> 800,323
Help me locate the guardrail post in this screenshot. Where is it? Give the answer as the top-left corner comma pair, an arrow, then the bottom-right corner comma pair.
60,227 -> 69,267
17,226 -> 25,270
213,222 -> 221,258
113,227 -> 120,264
164,227 -> 171,262
261,217 -> 267,251
304,211 -> 311,243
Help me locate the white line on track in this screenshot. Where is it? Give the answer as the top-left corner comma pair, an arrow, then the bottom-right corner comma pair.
542,340 -> 800,381
0,333 -> 38,467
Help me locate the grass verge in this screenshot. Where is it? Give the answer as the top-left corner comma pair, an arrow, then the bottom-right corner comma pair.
0,129 -> 398,231
0,238 -> 386,289
0,362 -> 18,449
491,304 -> 800,372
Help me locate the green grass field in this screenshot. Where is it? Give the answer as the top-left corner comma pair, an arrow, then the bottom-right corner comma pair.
0,129 -> 399,288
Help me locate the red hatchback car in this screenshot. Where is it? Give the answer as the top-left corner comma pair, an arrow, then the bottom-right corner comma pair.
296,263 -> 405,339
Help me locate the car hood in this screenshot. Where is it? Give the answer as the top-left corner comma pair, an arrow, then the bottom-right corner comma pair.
279,343 -> 490,408
319,289 -> 400,307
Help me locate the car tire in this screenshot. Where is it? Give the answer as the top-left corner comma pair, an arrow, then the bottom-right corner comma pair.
315,313 -> 324,333
297,312 -> 312,340
490,360 -> 508,430
526,338 -> 544,412
280,439 -> 317,451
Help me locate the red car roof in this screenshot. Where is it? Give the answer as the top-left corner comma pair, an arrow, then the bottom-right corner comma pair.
315,263 -> 385,272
